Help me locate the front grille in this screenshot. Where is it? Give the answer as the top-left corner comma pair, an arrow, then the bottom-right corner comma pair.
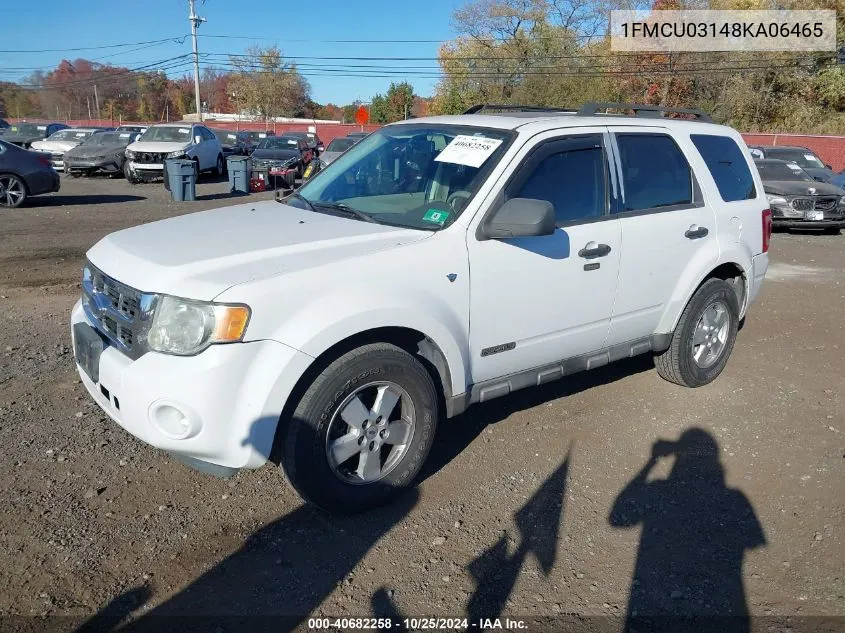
790,196 -> 841,213
134,152 -> 166,164
82,265 -> 153,359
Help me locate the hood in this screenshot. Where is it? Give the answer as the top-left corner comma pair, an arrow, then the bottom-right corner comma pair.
30,139 -> 81,153
86,200 -> 431,300
763,180 -> 845,197
2,133 -> 44,145
251,148 -> 298,161
66,143 -> 127,158
127,140 -> 191,153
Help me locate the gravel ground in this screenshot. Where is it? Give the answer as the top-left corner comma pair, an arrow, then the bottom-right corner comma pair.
0,176 -> 843,632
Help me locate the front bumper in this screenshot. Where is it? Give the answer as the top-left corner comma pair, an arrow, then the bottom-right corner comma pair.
772,218 -> 845,229
70,299 -> 313,471
65,158 -> 123,173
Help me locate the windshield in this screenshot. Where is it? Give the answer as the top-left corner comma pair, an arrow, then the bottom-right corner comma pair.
49,129 -> 95,141
84,132 -> 131,146
326,138 -> 355,152
9,123 -> 46,136
213,129 -> 239,143
756,161 -> 813,181
139,126 -> 192,142
767,149 -> 826,170
292,124 -> 513,230
257,137 -> 299,150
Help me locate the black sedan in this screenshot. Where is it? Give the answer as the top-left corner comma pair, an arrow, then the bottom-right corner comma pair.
63,131 -> 139,177
749,145 -> 834,183
2,122 -> 68,148
0,139 -> 60,208
756,159 -> 845,233
250,136 -> 314,176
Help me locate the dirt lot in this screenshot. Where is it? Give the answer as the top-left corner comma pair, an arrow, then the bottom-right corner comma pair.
0,176 -> 842,632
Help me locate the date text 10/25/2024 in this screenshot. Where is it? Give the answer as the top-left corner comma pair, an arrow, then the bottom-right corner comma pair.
308,617 -> 528,630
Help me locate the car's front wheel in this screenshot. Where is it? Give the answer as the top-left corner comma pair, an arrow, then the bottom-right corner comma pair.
213,154 -> 224,177
280,343 -> 439,514
654,278 -> 740,387
0,174 -> 27,208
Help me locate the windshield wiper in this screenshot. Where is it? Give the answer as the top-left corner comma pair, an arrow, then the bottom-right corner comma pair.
312,201 -> 379,224
283,191 -> 317,212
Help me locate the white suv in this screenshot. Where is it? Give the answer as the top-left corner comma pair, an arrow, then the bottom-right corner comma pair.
124,122 -> 224,183
71,103 -> 771,513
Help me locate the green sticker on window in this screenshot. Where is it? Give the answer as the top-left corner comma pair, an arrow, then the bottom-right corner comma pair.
422,209 -> 449,225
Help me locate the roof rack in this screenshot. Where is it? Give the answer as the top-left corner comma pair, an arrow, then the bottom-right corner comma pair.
462,104 -> 577,115
576,102 -> 713,123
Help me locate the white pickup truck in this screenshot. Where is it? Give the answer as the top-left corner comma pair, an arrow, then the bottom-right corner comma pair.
71,103 -> 770,513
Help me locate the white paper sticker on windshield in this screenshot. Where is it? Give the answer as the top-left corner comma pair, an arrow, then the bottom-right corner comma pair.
259,133 -> 267,138
119,133 -> 131,138
804,154 -> 816,161
435,135 -> 503,168
37,126 -> 47,131
786,162 -> 802,171
178,128 -> 190,134
227,134 -> 237,140
287,139 -> 296,144
75,132 -> 87,137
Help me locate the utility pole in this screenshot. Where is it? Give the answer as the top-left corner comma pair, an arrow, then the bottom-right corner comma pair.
188,0 -> 205,121
93,84 -> 101,120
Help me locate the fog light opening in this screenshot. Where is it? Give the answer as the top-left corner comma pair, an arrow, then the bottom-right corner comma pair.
149,402 -> 201,440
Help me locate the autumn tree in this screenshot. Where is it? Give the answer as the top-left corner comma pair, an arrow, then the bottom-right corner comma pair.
227,46 -> 311,121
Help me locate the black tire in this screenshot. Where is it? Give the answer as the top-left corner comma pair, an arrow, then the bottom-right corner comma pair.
654,278 -> 740,388
124,161 -> 138,184
281,343 -> 439,514
822,227 -> 841,235
0,173 -> 28,208
192,159 -> 199,181
213,154 -> 224,177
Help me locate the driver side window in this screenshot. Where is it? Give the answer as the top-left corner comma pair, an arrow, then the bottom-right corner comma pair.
509,134 -> 609,226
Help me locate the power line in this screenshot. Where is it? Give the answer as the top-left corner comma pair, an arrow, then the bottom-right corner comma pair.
0,36 -> 186,54
14,56 -> 193,90
196,33 -> 608,44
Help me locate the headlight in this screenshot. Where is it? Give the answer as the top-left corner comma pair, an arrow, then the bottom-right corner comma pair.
839,196 -> 845,209
766,194 -> 789,208
166,150 -> 186,159
147,295 -> 251,356
125,149 -> 136,159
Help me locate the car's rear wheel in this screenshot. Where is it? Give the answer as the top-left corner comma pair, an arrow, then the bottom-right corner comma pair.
654,278 -> 740,388
822,226 -> 841,235
0,174 -> 27,208
213,154 -> 224,177
280,343 -> 439,514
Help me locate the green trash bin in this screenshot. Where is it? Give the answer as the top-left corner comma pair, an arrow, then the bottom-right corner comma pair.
165,159 -> 197,202
226,155 -> 251,194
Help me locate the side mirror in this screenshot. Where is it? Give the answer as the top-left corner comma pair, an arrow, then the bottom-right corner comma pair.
194,135 -> 203,145
825,163 -> 832,170
483,198 -> 555,239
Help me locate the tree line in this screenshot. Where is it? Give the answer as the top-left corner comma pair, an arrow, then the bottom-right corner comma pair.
430,0 -> 845,133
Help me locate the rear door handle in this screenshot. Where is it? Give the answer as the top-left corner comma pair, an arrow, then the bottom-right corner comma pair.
578,242 -> 612,259
685,225 -> 709,239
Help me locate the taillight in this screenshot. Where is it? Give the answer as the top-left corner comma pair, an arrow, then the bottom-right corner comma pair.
36,156 -> 51,168
762,208 -> 772,253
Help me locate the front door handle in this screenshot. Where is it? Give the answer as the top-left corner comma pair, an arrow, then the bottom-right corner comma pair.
685,224 -> 709,239
578,241 -> 612,259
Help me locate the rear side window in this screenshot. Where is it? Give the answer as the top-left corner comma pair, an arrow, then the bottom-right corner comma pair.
616,134 -> 693,212
691,134 -> 756,202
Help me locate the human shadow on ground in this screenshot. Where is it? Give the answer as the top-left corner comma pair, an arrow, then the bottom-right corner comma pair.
609,428 -> 766,633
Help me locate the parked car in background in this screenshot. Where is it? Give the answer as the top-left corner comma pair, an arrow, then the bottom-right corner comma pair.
0,119 -> 9,133
346,132 -> 369,141
250,135 -> 314,179
830,171 -> 845,190
755,158 -> 845,233
749,145 -> 834,182
285,131 -> 323,154
116,125 -> 148,135
319,136 -> 358,167
64,131 -> 139,177
243,130 -> 274,154
0,138 -> 60,208
2,122 -> 68,148
30,128 -> 103,171
211,128 -> 250,159
124,123 -> 224,183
